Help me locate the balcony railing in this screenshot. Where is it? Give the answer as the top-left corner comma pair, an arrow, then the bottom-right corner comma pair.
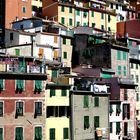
0,64 -> 47,74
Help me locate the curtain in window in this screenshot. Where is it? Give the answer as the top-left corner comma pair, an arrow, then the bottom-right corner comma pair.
16,80 -> 24,92
16,127 -> 23,140
35,127 -> 42,139
35,80 -> 42,92
84,116 -> 89,129
83,96 -> 89,108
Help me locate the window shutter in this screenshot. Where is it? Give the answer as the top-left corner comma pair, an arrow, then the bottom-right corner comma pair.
50,128 -> 55,139
50,89 -> 55,97
16,127 -> 23,140
83,96 -> 89,108
63,128 -> 69,139
84,116 -> 89,129
116,104 -> 121,113
94,116 -> 99,128
110,122 -> 112,133
123,52 -> 126,60
117,51 -> 121,60
0,128 -> 3,140
0,80 -> 3,90
52,70 -> 57,78
123,66 -> 126,76
15,49 -> 20,56
94,97 -> 99,107
0,102 -> 3,116
109,105 -> 113,114
61,89 -> 67,96
35,127 -> 42,139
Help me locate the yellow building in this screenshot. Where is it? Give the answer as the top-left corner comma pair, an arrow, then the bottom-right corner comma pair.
42,0 -> 117,32
46,68 -> 70,140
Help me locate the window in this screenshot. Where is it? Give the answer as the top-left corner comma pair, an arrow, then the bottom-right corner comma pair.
52,70 -> 57,78
61,6 -> 64,12
136,75 -> 139,83
35,102 -> 42,116
123,51 -> 126,60
76,21 -> 80,26
50,88 -> 55,97
15,127 -> 23,140
0,79 -> 4,91
136,93 -> 139,101
108,15 -> 111,22
63,38 -> 66,44
63,52 -> 67,59
123,66 -> 126,76
117,50 -> 121,60
118,65 -> 121,75
110,122 -> 112,133
94,97 -> 99,107
16,80 -> 24,93
94,116 -> 99,128
34,80 -> 42,93
22,6 -> 26,13
123,104 -> 130,120
69,7 -> 72,13
69,18 -> 73,26
116,104 -> 121,115
15,49 -> 20,56
131,63 -> 133,68
16,102 -> 23,117
76,9 -> 80,16
61,17 -> 65,24
91,11 -> 94,17
50,128 -> 55,140
101,25 -> 104,30
101,13 -> 104,19
63,128 -> 69,139
108,27 -> 111,31
83,11 -> 87,17
124,89 -> 128,100
109,105 -> 113,114
136,64 -> 138,69
0,128 -> 3,140
61,88 -> 67,96
110,3 -> 113,9
116,4 -> 118,9
83,96 -> 89,108
10,33 -> 13,40
92,23 -> 95,27
83,23 -> 87,27
116,122 -> 121,135
0,102 -> 3,117
34,127 -> 42,140
84,116 -> 89,130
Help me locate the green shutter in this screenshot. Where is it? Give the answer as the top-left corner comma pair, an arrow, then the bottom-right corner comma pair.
22,7 -> 26,13
16,80 -> 24,92
69,18 -> 73,26
123,66 -> 126,76
16,127 -> 23,140
94,97 -> 99,107
52,70 -> 57,78
108,15 -> 111,22
35,80 -> 42,92
76,9 -> 80,16
116,104 -> 121,113
0,102 -> 3,116
0,128 -> 3,140
19,59 -> 26,72
63,52 -> 67,59
110,122 -> 112,133
63,128 -> 69,139
116,122 -> 121,132
63,38 -> 66,44
61,6 -> 64,12
91,11 -> 94,17
84,116 -> 89,129
123,52 -> 126,60
50,89 -> 55,97
137,93 -> 139,101
50,128 -> 55,140
0,80 -> 3,90
117,50 -> 121,60
101,13 -> 104,19
61,17 -> 65,24
15,49 -> 20,56
61,89 -> 67,96
94,116 -> 99,128
69,7 -> 72,13
109,105 -> 113,114
118,66 -> 121,75
35,127 -> 42,139
83,96 -> 89,108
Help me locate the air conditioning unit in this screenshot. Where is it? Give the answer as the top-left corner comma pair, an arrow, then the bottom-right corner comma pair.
70,86 -> 77,91
7,64 -> 13,72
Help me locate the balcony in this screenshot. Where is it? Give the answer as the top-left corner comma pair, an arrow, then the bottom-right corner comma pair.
118,78 -> 135,85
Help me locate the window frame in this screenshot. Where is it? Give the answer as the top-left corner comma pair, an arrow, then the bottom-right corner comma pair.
34,126 -> 42,140
0,127 -> 3,140
15,101 -> 24,117
35,101 -> 42,116
22,6 -> 26,13
50,128 -> 55,140
15,127 -> 23,140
